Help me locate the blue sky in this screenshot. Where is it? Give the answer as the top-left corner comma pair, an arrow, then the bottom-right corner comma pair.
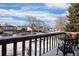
0,3 -> 70,26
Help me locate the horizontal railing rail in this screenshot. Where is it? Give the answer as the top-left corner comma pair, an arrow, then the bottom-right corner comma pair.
0,32 -> 66,56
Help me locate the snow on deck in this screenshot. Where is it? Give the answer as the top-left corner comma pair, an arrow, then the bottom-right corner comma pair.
42,47 -> 79,56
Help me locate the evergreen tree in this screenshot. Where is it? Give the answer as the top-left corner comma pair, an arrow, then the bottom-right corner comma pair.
65,3 -> 79,32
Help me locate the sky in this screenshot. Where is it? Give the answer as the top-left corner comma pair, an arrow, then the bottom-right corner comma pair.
0,3 -> 70,26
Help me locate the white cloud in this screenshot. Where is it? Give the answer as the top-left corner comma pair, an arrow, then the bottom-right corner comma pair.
0,8 -> 67,17
0,9 -> 12,16
0,9 -> 59,21
22,11 -> 59,21
0,9 -> 25,17
0,17 -> 25,23
0,8 -> 68,24
45,3 -> 70,9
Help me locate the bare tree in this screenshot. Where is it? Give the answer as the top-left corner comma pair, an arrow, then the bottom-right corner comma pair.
54,16 -> 68,31
27,16 -> 41,32
27,16 -> 49,32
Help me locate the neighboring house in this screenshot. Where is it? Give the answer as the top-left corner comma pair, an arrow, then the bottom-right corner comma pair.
16,26 -> 27,29
0,26 -> 3,32
1,25 -> 17,34
16,25 -> 27,33
16,25 -> 32,35
27,26 -> 32,32
0,26 -> 3,35
16,25 -> 32,32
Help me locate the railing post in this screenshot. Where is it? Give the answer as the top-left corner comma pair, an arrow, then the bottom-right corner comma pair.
22,41 -> 25,56
49,36 -> 51,51
35,38 -> 37,56
13,42 -> 17,56
43,37 -> 45,54
52,36 -> 53,49
46,37 -> 48,52
56,35 -> 57,47
39,38 -> 41,56
53,36 -> 55,48
29,39 -> 32,56
2,44 -> 6,56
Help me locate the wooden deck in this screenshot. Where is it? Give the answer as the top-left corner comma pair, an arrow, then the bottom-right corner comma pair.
42,47 -> 79,56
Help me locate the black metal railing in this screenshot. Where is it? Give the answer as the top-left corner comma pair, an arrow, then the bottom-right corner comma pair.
0,32 -> 66,56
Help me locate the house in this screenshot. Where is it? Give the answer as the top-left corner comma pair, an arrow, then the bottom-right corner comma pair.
16,25 -> 32,35
16,25 -> 27,32
0,26 -> 3,35
0,26 -> 2,32
27,26 -> 32,32
1,25 -> 17,35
